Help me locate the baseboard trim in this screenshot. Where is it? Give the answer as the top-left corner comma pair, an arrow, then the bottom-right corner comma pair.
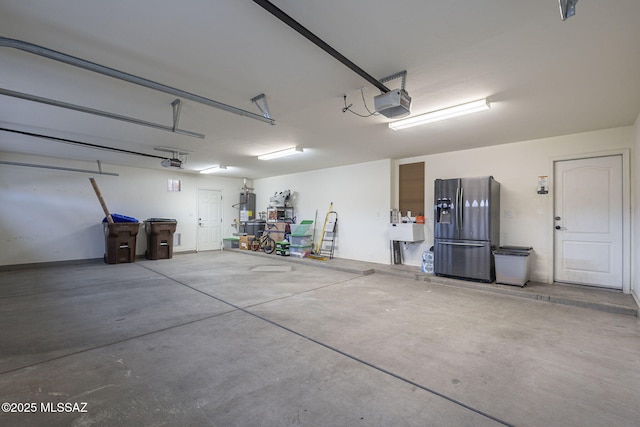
0,250 -> 200,271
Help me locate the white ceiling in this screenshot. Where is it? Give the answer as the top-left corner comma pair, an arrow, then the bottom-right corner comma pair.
1,0 -> 639,179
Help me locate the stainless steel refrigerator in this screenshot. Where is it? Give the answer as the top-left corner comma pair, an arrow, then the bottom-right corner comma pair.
434,176 -> 500,282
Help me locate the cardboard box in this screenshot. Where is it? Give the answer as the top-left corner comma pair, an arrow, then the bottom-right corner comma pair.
263,222 -> 287,241
239,235 -> 255,250
265,222 -> 287,233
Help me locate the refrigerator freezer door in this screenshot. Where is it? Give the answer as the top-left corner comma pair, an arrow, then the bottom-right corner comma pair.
434,178 -> 461,240
434,239 -> 495,282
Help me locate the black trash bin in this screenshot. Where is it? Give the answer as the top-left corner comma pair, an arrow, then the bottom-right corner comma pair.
144,218 -> 177,260
103,215 -> 140,264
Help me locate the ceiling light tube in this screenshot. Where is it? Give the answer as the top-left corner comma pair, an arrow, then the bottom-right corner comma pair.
199,165 -> 227,174
258,146 -> 303,160
389,99 -> 490,130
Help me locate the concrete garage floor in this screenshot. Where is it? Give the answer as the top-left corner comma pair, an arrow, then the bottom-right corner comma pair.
1,251 -> 639,427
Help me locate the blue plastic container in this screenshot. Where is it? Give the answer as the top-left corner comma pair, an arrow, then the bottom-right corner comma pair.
103,213 -> 139,223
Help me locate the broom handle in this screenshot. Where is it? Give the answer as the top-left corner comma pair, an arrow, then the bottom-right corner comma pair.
89,177 -> 114,224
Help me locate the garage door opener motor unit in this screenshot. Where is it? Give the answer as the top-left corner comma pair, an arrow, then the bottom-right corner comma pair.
374,70 -> 411,119
374,89 -> 411,118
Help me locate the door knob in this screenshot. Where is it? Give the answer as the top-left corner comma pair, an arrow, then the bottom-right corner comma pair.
555,225 -> 561,230
555,216 -> 561,221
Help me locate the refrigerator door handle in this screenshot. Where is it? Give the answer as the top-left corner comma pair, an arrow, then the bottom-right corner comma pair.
455,187 -> 460,230
438,241 -> 485,247
459,186 -> 464,230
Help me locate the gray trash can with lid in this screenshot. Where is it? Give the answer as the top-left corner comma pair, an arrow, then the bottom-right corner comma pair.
493,246 -> 533,287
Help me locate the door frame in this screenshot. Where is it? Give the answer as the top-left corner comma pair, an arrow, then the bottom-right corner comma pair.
196,187 -> 224,252
548,149 -> 631,294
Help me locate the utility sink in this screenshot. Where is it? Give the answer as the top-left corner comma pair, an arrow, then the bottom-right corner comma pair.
389,223 -> 425,242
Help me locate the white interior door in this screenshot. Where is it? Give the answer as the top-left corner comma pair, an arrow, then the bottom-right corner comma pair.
197,189 -> 222,251
553,155 -> 623,289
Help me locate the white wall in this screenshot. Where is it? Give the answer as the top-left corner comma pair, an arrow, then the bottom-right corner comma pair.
633,114 -> 640,301
394,126 -> 635,285
253,160 -> 391,264
2,125 -> 636,281
0,152 -> 245,266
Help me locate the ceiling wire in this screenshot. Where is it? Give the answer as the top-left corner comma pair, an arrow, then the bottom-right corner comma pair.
342,89 -> 379,118
0,128 -> 168,160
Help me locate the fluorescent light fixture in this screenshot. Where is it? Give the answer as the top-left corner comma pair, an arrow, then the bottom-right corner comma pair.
199,165 -> 227,174
258,145 -> 303,160
389,99 -> 490,130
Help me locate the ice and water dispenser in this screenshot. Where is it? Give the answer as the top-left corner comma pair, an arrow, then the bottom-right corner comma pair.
436,198 -> 453,224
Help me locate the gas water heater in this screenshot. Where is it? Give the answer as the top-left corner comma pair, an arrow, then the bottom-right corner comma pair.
239,192 -> 256,221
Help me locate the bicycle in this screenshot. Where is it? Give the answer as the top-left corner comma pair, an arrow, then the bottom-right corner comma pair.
250,230 -> 276,254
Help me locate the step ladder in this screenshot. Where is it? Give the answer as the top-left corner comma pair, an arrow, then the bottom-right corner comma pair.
317,210 -> 338,259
